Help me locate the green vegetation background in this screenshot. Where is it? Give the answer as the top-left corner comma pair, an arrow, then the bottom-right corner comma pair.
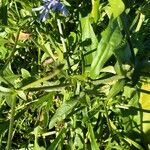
0,0 -> 150,149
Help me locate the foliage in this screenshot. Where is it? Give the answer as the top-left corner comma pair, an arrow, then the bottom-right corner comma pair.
0,0 -> 150,149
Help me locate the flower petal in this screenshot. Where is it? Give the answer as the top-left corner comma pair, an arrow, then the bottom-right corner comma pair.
32,0 -> 69,21
32,6 -> 44,12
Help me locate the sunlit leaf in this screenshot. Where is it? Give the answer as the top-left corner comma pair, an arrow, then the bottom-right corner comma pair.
91,0 -> 100,23
108,0 -> 125,18
47,128 -> 66,150
88,123 -> 99,150
21,68 -> 31,79
32,126 -> 45,150
107,79 -> 125,100
139,81 -> 150,143
90,19 -> 122,78
49,100 -> 78,129
81,15 -> 98,65
124,137 -> 145,150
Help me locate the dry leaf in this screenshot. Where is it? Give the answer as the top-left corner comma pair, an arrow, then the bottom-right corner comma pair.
18,32 -> 31,41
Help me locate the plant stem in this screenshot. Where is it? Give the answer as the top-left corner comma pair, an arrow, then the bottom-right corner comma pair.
26,84 -> 71,92
57,19 -> 67,53
6,93 -> 17,150
57,18 -> 71,74
21,69 -> 60,90
104,103 -> 113,134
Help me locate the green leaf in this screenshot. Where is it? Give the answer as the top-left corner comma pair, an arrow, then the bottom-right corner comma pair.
100,66 -> 116,74
124,137 -> 145,150
91,0 -> 100,23
0,37 -> 8,59
6,92 -> 17,150
108,0 -> 125,18
92,75 -> 124,85
1,0 -> 8,25
49,100 -> 78,129
32,126 -> 45,150
5,92 -> 17,107
47,128 -> 66,150
17,90 -> 27,100
21,68 -> 31,79
139,82 -> 150,143
90,20 -> 122,79
43,42 -> 56,61
1,64 -> 19,86
81,15 -> 98,64
0,86 -> 12,93
33,93 -> 53,110
107,79 -> 125,100
88,123 -> 99,150
73,128 -> 84,149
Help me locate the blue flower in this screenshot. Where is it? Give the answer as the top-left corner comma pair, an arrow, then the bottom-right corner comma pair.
32,0 -> 69,22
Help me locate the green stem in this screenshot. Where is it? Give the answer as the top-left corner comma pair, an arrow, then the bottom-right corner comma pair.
57,19 -> 67,53
104,103 -> 113,134
21,69 -> 60,90
57,19 -> 71,74
6,93 -> 17,150
26,84 -> 71,92
81,52 -> 85,74
16,99 -> 39,111
38,48 -> 41,66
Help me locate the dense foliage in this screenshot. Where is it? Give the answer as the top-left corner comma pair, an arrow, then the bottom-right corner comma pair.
0,0 -> 150,149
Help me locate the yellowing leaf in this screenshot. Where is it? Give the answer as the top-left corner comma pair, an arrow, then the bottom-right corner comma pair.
18,32 -> 31,41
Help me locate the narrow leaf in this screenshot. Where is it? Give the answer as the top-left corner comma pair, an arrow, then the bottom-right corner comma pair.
124,137 -> 145,150
47,128 -> 66,150
88,123 -> 99,150
81,15 -> 98,64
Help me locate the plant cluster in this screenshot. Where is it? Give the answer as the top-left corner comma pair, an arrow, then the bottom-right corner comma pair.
0,0 -> 150,149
